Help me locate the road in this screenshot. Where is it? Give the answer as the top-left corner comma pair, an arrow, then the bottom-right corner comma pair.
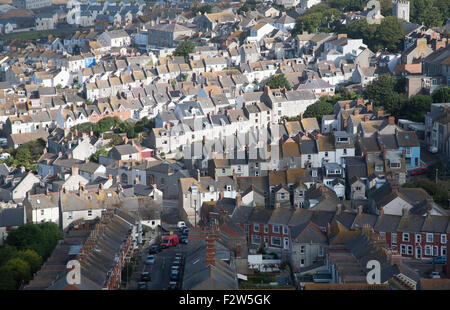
128,235 -> 188,290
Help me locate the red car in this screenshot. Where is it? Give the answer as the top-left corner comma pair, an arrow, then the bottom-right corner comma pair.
410,167 -> 427,176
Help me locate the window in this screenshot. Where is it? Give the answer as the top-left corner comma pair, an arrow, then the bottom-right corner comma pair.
318,246 -> 324,257
226,185 -> 232,191
245,224 -> 249,232
402,233 -> 410,242
307,155 -> 311,160
280,193 -> 286,200
40,210 -> 44,216
222,168 -> 226,173
343,148 -> 347,155
407,245 -> 413,255
441,234 -> 447,244
254,224 -> 259,232
264,225 -> 268,234
271,237 -> 281,246
400,244 -> 406,254
88,210 -> 92,217
390,162 -> 400,168
272,225 -> 280,234
375,165 -> 383,172
67,211 -> 73,219
441,246 -> 447,257
300,259 -> 305,266
379,232 -> 385,238
298,191 -> 303,197
391,232 -> 397,244
283,226 -> 288,235
252,235 -> 261,245
433,246 -> 439,256
415,234 -> 421,244
300,245 -> 305,254
324,151 -> 328,157
426,233 -> 434,243
425,245 -> 432,256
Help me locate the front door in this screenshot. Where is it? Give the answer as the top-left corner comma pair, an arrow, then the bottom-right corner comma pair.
415,246 -> 422,259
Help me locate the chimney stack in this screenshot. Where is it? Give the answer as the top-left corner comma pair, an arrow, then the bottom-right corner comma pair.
402,206 -> 408,217
72,166 -> 79,176
205,234 -> 215,266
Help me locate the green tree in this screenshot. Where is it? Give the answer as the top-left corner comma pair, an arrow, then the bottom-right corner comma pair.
3,258 -> 31,288
0,266 -> 16,290
403,95 -> 432,122
0,245 -> 18,266
89,149 -> 108,163
266,74 -> 291,90
174,41 -> 195,61
16,250 -> 42,274
364,74 -> 406,114
127,127 -> 136,139
303,97 -> 334,124
432,86 -> 450,103
6,222 -> 60,260
374,16 -> 404,52
15,148 -> 31,164
417,6 -> 444,27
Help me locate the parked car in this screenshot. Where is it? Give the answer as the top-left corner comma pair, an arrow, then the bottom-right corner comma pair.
161,234 -> 179,248
175,253 -> 182,260
410,167 -> 427,176
170,270 -> 179,281
428,256 -> 446,264
431,271 -> 441,279
168,281 -> 178,290
180,226 -> 189,236
140,272 -> 151,282
172,260 -> 181,268
137,282 -> 148,290
145,255 -> 155,265
180,236 -> 188,244
148,244 -> 161,254
429,146 -> 438,154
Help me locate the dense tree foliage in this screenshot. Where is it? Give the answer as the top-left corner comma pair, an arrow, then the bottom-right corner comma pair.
402,95 -> 432,122
73,116 -> 154,141
2,138 -> 46,170
291,4 -> 341,35
173,41 -> 195,61
432,86 -> 450,103
6,222 -> 61,260
192,4 -> 212,14
403,178 -> 449,207
266,74 -> 292,90
303,90 -> 360,123
0,222 -> 59,289
89,148 -> 108,163
409,0 -> 448,27
345,16 -> 404,52
363,74 -> 407,114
